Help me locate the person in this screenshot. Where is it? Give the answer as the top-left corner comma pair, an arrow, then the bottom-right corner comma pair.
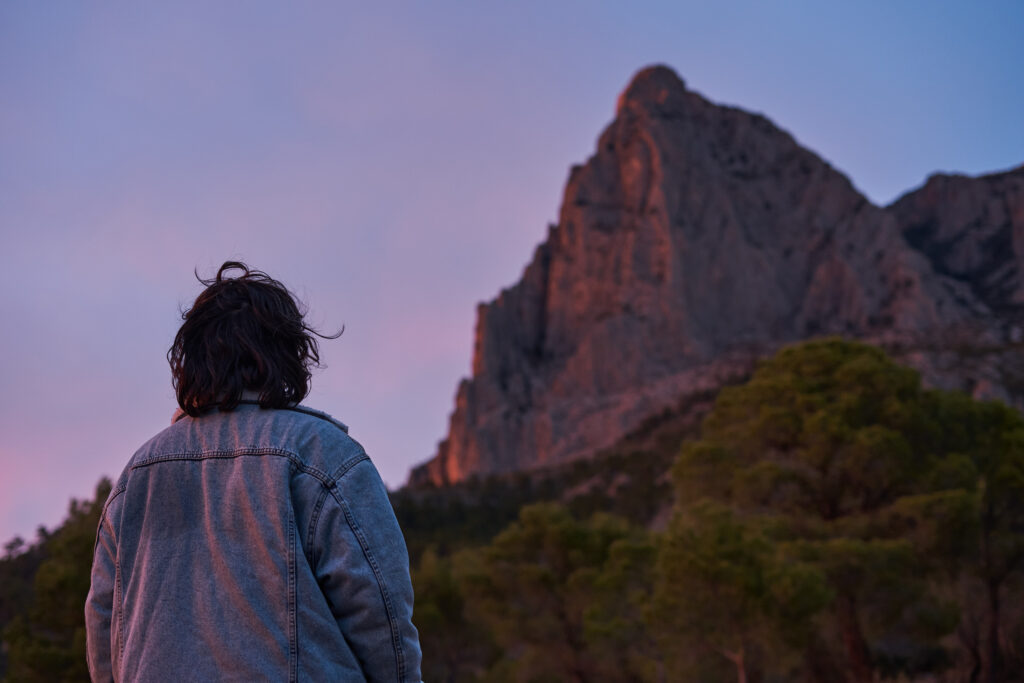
85,262 -> 422,682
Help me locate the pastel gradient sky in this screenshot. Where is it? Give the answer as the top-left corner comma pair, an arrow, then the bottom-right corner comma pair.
2,1 -> 1023,544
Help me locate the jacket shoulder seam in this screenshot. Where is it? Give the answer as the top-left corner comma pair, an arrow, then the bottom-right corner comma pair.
327,479 -> 406,680
280,404 -> 349,433
100,485 -> 126,521
330,452 -> 370,483
94,487 -> 126,554
301,453 -> 370,569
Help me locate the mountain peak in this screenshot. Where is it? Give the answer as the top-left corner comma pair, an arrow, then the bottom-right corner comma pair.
616,65 -> 688,116
409,65 -> 1024,488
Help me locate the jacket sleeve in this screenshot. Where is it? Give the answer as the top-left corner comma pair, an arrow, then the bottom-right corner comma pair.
313,458 -> 422,683
85,503 -> 119,682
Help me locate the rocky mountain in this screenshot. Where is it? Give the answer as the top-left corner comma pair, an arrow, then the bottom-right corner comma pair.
891,167 -> 1024,317
410,65 -> 1024,487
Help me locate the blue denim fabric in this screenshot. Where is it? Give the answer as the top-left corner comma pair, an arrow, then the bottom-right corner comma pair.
85,402 -> 422,682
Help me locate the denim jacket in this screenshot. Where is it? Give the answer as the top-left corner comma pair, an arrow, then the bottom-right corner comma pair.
85,401 -> 422,682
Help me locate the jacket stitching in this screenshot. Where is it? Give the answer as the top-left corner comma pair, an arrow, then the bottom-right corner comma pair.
306,489 -> 330,570
105,513 -> 125,672
288,510 -> 298,683
130,449 -> 337,484
329,485 -> 406,681
99,486 -> 126,524
94,491 -> 126,675
115,547 -> 123,674
330,453 -> 369,482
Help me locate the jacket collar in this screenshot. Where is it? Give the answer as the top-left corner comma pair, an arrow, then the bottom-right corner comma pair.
170,391 -> 348,433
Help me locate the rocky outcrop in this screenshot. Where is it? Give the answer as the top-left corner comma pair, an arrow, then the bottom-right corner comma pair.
890,166 -> 1024,317
410,65 -> 1024,487
884,165 -> 1024,402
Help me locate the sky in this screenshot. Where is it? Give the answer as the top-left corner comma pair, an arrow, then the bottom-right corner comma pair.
2,1 -> 1023,545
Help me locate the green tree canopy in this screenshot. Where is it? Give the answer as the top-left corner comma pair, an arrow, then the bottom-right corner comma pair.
3,478 -> 110,683
669,338 -> 1024,682
455,503 -> 641,682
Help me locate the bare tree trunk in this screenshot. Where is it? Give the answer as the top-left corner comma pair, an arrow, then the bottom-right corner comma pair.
804,636 -> 843,683
958,621 -> 982,683
980,498 -> 1003,683
721,646 -> 747,683
837,595 -> 872,683
986,577 -> 1001,683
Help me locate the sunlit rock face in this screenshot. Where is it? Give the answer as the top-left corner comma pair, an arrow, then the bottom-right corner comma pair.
409,65 -> 1024,487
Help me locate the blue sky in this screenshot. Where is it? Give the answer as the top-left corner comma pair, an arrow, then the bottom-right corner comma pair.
2,1 -> 1022,544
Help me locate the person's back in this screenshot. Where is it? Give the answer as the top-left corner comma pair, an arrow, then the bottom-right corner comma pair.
85,262 -> 422,682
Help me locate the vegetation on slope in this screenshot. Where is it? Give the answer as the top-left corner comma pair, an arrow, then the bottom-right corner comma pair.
2,339 -> 1023,682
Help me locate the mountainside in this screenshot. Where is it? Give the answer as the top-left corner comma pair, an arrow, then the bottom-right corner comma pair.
411,65 -> 1024,487
891,166 -> 1024,317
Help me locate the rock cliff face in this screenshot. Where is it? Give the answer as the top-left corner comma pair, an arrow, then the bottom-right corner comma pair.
891,167 -> 1024,317
410,65 -> 1024,487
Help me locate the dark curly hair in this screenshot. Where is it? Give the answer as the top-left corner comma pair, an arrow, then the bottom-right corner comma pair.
168,261 -> 341,417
